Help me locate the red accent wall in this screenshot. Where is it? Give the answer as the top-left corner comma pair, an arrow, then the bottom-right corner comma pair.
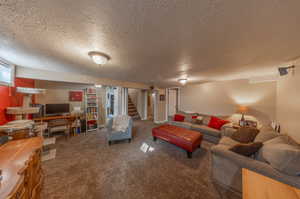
0,78 -> 35,125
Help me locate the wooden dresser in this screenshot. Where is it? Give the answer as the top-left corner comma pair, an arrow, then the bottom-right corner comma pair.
0,137 -> 43,199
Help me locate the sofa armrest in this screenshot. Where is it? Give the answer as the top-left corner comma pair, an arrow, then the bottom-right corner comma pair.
220,122 -> 237,137
127,117 -> 133,136
211,145 -> 300,189
106,118 -> 113,131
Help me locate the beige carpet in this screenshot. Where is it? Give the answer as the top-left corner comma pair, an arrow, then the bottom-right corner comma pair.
42,120 -> 241,199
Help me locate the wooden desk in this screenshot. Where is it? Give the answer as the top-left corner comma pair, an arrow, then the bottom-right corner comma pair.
33,115 -> 77,137
33,115 -> 76,122
243,169 -> 300,199
0,137 -> 43,199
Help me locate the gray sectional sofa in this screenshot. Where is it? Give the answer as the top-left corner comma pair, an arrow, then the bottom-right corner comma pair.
168,111 -> 300,193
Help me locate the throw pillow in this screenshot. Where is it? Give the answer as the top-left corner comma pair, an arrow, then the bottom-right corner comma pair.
208,116 -> 230,130
202,116 -> 211,126
174,114 -> 185,122
191,115 -> 198,124
194,116 -> 203,124
230,142 -> 263,157
231,127 -> 260,143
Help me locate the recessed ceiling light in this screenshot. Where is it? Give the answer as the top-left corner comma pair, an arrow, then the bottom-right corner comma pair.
178,78 -> 188,85
95,84 -> 102,88
88,51 -> 110,65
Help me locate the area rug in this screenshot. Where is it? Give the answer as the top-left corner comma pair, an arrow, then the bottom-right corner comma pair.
42,120 -> 241,199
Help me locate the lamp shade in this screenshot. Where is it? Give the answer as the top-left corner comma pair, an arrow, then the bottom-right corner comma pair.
237,106 -> 248,114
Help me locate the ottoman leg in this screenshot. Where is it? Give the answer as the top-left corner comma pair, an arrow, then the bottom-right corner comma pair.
153,136 -> 157,141
187,151 -> 192,159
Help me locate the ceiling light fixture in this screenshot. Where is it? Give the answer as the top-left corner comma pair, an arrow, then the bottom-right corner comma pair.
88,51 -> 110,65
178,78 -> 188,85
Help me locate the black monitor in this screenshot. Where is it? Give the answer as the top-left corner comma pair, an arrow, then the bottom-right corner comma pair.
45,104 -> 70,116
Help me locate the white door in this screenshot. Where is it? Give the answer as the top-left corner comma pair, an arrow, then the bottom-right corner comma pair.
168,89 -> 177,116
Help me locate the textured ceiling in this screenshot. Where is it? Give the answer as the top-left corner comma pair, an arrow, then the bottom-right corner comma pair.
1,0 -> 300,87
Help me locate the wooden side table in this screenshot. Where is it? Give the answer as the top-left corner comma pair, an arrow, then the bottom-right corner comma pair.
242,168 -> 300,199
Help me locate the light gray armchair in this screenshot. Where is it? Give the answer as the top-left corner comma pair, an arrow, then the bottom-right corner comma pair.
106,115 -> 133,145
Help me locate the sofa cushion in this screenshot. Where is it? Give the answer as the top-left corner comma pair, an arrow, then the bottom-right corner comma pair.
191,124 -> 221,138
208,116 -> 230,130
174,114 -> 185,122
254,130 -> 279,143
229,142 -> 263,157
184,113 -> 198,123
222,127 -> 237,137
256,136 -> 287,162
169,121 -> 192,129
231,127 -> 260,143
219,136 -> 240,147
261,140 -> 300,176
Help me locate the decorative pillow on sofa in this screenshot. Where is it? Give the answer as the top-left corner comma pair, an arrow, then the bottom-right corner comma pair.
191,116 -> 203,124
231,127 -> 260,143
208,116 -> 230,130
174,114 -> 185,122
202,116 -> 211,126
229,142 -> 263,157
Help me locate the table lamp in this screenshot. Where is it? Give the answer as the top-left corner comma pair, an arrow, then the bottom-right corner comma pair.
237,106 -> 248,126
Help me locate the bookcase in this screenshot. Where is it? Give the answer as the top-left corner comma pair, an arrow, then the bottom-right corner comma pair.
85,87 -> 98,132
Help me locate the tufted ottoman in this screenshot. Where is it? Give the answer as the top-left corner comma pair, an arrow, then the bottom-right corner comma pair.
152,124 -> 203,158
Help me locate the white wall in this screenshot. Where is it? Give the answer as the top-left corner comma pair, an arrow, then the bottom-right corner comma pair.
276,64 -> 300,143
156,89 -> 167,122
35,80 -> 87,111
35,80 -> 107,125
180,79 -> 277,126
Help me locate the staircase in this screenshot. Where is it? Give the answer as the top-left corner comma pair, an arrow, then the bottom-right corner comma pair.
128,96 -> 140,120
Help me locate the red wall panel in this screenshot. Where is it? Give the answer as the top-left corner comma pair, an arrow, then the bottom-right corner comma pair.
0,78 -> 35,125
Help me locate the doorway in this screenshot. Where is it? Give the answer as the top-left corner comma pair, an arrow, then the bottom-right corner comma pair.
168,88 -> 179,116
147,91 -> 155,121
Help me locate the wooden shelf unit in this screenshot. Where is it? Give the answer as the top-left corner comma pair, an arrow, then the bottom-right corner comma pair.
85,87 -> 99,132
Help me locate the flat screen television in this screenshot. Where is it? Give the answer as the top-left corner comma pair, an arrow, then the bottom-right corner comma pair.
45,104 -> 70,116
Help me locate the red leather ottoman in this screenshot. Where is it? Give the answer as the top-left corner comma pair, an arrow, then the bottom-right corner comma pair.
152,124 -> 203,158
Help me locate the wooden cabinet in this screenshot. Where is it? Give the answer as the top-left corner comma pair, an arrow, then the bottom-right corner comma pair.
0,137 -> 43,199
243,168 -> 300,199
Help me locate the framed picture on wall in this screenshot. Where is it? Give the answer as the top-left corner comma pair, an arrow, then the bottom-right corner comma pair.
159,94 -> 165,101
69,90 -> 83,102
